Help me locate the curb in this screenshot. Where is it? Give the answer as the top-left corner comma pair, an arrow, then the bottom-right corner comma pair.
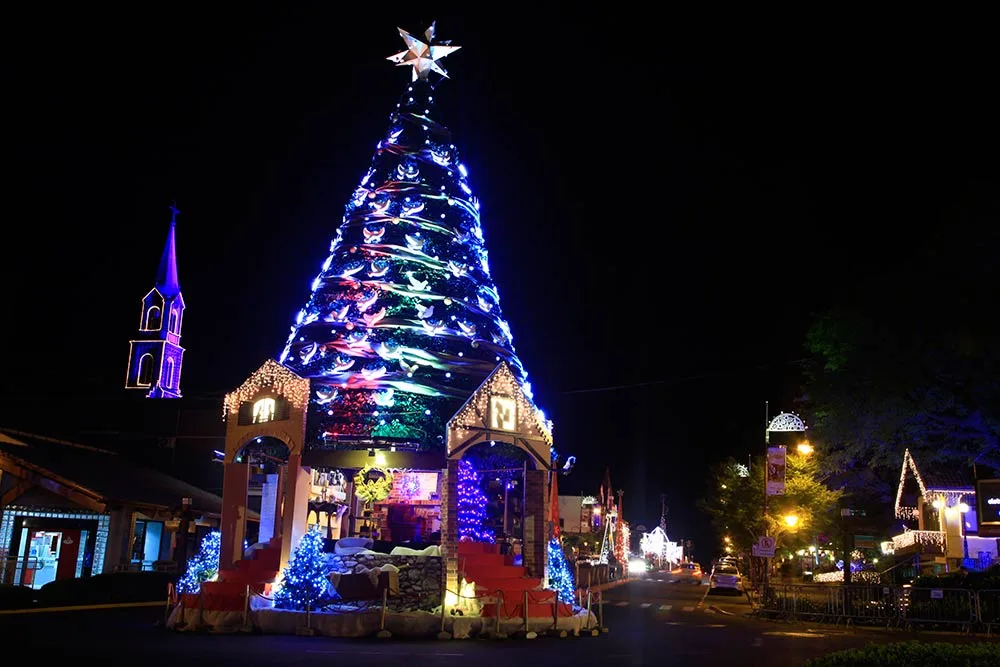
0,600 -> 166,615
709,605 -> 736,616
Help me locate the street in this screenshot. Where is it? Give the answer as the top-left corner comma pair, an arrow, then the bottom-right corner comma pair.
7,576 -> 999,666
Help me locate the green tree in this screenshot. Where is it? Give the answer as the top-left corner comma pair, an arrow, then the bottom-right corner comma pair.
801,207 -> 1000,484
699,452 -> 843,556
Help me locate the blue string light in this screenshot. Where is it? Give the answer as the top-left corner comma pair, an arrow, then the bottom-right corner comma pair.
274,527 -> 330,611
177,531 -> 221,594
547,537 -> 575,604
457,459 -> 494,543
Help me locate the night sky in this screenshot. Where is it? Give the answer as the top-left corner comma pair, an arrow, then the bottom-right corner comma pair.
3,9 -> 996,562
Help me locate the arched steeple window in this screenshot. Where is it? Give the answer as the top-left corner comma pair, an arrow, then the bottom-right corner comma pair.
145,306 -> 161,331
138,353 -> 155,386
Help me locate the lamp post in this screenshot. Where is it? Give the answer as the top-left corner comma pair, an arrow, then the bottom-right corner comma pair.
958,502 -> 971,563
763,407 -> 807,586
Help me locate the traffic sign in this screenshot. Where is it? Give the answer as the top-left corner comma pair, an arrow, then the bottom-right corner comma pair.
752,535 -> 776,558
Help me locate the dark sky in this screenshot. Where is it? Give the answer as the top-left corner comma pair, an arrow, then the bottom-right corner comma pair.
3,8 -> 997,561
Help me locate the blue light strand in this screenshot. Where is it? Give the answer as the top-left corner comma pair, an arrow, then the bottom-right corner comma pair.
457,459 -> 494,543
547,537 -> 576,604
177,531 -> 221,594
274,527 -> 330,611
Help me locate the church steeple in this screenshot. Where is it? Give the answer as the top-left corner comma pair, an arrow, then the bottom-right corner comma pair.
125,203 -> 186,398
156,203 -> 181,297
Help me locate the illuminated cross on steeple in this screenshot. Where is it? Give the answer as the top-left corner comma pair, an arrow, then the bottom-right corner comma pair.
170,201 -> 180,223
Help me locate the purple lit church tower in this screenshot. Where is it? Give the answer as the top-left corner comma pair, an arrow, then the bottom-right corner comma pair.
125,204 -> 185,398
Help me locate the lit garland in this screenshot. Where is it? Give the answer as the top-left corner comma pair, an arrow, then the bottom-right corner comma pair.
353,464 -> 394,507
457,459 -> 494,543
177,531 -> 221,594
547,537 -> 575,604
224,359 -> 310,416
274,527 -> 330,611
894,448 -> 975,519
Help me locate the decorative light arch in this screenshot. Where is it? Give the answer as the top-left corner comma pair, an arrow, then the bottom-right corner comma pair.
767,412 -> 807,433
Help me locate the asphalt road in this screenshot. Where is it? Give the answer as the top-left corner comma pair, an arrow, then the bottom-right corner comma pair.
6,574 -> 999,666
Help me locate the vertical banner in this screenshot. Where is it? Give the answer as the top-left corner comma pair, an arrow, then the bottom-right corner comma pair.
766,446 -> 787,496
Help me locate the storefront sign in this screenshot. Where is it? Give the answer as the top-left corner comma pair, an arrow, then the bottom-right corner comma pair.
976,479 -> 1000,524
766,447 -> 786,496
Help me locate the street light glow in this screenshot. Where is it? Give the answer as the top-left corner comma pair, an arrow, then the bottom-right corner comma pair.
784,514 -> 799,528
796,441 -> 814,456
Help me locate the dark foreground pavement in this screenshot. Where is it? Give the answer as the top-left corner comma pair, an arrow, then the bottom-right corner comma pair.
4,575 -> 998,667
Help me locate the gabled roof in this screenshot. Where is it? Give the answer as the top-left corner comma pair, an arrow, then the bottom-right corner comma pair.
895,448 -> 976,519
0,428 -> 225,515
447,360 -> 553,446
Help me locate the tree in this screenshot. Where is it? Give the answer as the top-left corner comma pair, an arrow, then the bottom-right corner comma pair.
177,531 -> 220,594
801,220 -> 1000,485
277,27 -> 539,452
274,527 -> 329,611
698,452 -> 843,556
547,537 -> 575,604
457,459 -> 494,543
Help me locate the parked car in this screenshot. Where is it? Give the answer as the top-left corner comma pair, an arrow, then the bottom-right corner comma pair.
671,562 -> 703,584
709,564 -> 743,593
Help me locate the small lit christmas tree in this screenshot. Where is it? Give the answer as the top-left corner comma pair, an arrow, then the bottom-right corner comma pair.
274,527 -> 330,611
177,531 -> 221,594
547,537 -> 575,604
457,459 -> 494,543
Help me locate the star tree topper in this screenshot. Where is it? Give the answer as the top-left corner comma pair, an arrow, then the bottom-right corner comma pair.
387,21 -> 461,81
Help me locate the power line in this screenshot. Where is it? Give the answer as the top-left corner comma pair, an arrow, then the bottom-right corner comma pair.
558,358 -> 813,396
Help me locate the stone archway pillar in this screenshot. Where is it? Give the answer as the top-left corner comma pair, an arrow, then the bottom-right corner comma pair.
441,459 -> 460,596
278,454 -> 312,572
522,468 -> 548,581
220,461 -> 249,568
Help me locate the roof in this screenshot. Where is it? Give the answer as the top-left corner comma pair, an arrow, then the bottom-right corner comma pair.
155,206 -> 181,297
895,448 -> 976,520
0,428 -> 224,515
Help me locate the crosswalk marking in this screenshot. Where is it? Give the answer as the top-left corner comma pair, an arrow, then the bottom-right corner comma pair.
699,624 -> 727,628
640,603 -> 652,608
615,601 -> 628,607
658,605 -> 672,611
681,606 -> 695,612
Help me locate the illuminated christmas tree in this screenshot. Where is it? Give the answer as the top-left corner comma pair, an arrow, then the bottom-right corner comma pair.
547,537 -> 575,604
177,531 -> 220,594
457,459 -> 494,543
278,23 -> 548,451
274,527 -> 330,611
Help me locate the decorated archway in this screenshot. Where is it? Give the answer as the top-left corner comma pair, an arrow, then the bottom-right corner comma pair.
442,362 -> 554,593
219,360 -> 310,570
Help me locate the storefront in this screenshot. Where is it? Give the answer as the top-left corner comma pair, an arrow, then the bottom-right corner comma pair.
0,428 -> 227,588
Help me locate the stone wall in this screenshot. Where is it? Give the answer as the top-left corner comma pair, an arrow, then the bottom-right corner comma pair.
326,553 -> 443,612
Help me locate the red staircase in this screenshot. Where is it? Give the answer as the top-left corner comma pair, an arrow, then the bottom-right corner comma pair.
457,542 -> 574,619
181,539 -> 281,612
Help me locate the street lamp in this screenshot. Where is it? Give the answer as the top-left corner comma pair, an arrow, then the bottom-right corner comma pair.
796,441 -> 814,456
784,514 -> 799,529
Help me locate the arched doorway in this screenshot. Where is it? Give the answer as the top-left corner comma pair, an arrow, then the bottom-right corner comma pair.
234,436 -> 290,549
457,441 -> 537,556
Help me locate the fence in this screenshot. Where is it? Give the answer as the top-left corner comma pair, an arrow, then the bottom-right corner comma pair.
757,583 -> 997,633
171,579 -> 605,639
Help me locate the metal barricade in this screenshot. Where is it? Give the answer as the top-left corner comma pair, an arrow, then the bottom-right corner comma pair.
841,585 -> 896,627
976,589 -> 1000,635
786,584 -> 846,622
900,587 -> 976,632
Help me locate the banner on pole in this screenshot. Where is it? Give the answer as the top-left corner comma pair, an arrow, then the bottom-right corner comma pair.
766,446 -> 786,496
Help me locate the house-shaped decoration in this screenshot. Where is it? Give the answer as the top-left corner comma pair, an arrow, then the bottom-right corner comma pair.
443,361 -> 555,593
891,448 -> 998,572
